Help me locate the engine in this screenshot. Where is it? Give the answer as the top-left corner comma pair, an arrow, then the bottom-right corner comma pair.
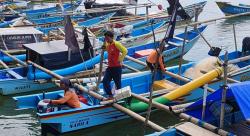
37,100 -> 58,113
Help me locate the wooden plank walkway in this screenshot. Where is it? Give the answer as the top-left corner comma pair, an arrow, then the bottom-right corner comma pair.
176,122 -> 219,136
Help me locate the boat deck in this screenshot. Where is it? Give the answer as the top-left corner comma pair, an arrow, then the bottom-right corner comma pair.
176,122 -> 219,136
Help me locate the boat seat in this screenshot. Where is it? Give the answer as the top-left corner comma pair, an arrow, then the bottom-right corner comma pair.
174,36 -> 190,42
6,70 -> 23,79
168,41 -> 181,46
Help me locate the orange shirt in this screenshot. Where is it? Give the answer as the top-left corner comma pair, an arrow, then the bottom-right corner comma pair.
51,90 -> 81,108
146,50 -> 165,71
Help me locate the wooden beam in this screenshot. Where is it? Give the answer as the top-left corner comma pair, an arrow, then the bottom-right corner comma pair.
0,60 -> 9,69
1,49 -> 27,67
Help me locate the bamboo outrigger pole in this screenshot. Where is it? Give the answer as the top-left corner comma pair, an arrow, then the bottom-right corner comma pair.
133,11 -> 250,41
0,49 -> 27,67
27,60 -> 166,132
130,92 -> 233,136
0,60 -> 9,69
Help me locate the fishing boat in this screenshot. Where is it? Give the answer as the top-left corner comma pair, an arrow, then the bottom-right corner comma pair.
0,25 -> 206,95
0,0 -> 29,11
23,1 -> 80,19
80,0 -> 137,17
37,12 -> 116,35
35,1 -> 206,35
98,19 -> 167,47
216,2 -> 250,15
12,62 -> 197,133
13,37 -> 250,133
0,27 -> 43,50
183,81 -> 250,135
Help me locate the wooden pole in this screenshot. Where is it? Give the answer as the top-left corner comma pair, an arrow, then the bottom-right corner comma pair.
228,65 -> 250,76
96,49 -> 104,91
133,11 -> 250,42
178,26 -> 188,75
146,6 -> 149,21
125,55 -> 147,66
219,51 -> 228,129
0,60 -> 9,69
5,49 -> 26,54
27,60 -> 165,132
194,7 -> 199,29
122,64 -> 141,72
228,54 -> 250,64
0,49 -> 27,67
232,24 -> 238,52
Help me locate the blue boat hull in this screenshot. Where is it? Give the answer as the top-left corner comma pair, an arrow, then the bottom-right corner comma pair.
13,63 -> 195,133
0,78 -> 55,95
216,2 -> 250,15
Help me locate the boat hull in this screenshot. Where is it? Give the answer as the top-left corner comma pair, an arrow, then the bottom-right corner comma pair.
0,78 -> 55,95
216,2 -> 250,15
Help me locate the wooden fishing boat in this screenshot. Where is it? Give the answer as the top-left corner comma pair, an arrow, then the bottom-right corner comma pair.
0,25 -> 206,95
0,27 -> 43,50
37,12 -> 116,35
216,2 -> 250,15
33,1 -> 206,35
98,19 -> 167,46
0,0 -> 29,11
12,62 -> 196,133
23,2 -> 78,19
183,81 -> 250,135
13,44 -> 250,134
80,0 -> 137,17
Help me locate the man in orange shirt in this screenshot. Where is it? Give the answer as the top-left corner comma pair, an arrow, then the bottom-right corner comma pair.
146,45 -> 165,72
44,78 -> 81,108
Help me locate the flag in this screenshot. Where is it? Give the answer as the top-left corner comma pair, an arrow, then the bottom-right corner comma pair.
82,27 -> 94,59
166,0 -> 190,20
82,27 -> 92,51
64,15 -> 79,53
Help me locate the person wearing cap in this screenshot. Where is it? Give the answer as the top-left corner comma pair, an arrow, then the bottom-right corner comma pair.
102,31 -> 128,100
43,78 -> 81,108
146,45 -> 165,72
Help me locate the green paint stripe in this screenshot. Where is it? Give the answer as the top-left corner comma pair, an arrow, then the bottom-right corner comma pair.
127,97 -> 171,112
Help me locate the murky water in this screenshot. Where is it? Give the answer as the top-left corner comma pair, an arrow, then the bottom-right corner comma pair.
1,0 -> 250,135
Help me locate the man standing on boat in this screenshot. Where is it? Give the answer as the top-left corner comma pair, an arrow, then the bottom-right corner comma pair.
102,31 -> 128,100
